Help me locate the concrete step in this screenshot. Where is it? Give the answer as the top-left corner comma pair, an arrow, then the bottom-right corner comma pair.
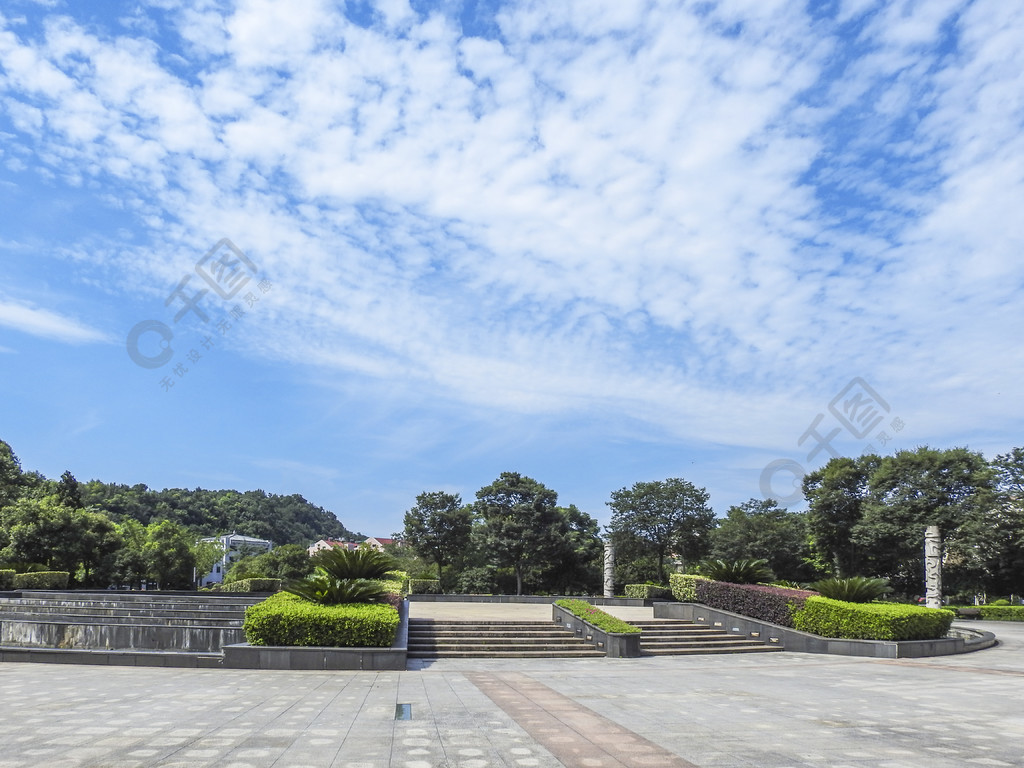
0,614 -> 243,628
643,645 -> 783,656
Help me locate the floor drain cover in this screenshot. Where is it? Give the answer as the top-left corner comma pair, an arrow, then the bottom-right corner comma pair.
395,703 -> 412,720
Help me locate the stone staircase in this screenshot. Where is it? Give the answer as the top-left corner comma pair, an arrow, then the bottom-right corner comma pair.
0,591 -> 265,665
408,619 -> 607,659
634,619 -> 782,655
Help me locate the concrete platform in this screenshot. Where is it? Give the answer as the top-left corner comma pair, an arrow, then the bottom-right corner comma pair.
0,620 -> 1018,767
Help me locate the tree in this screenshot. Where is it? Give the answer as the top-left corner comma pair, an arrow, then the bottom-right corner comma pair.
224,543 -> 313,583
854,446 -> 996,594
143,520 -> 197,589
607,478 -> 715,581
402,491 -> 474,590
112,519 -> 149,589
1,495 -> 87,573
536,504 -> 603,594
56,470 -> 83,508
802,455 -> 879,577
710,499 -> 816,582
0,439 -> 25,509
475,472 -> 561,596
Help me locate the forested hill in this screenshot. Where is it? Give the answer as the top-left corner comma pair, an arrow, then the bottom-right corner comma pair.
79,482 -> 359,545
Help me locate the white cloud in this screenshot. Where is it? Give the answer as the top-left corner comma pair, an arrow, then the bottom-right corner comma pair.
0,298 -> 110,344
0,0 -> 1021,456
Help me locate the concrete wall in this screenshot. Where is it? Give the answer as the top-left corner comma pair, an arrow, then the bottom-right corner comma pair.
654,602 -> 996,658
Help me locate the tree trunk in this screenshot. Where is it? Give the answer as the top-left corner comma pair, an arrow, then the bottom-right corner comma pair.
516,566 -> 523,596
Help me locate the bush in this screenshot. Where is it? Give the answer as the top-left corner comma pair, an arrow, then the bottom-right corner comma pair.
624,584 -> 672,600
0,570 -> 15,590
222,578 -> 282,593
988,598 -> 1010,606
408,579 -> 440,594
13,571 -> 70,589
285,546 -> 398,605
978,606 -> 1024,621
697,558 -> 775,584
244,592 -> 400,646
669,573 -> 710,602
696,580 -> 816,627
810,577 -> 892,603
794,596 -> 954,641
554,599 -> 640,634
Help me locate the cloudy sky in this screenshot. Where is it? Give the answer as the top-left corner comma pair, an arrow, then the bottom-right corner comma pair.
1,0 -> 1021,538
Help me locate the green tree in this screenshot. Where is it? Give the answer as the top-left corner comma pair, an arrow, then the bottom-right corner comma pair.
224,543 -> 313,583
475,472 -> 561,596
0,495 -> 88,574
607,478 -> 715,581
0,439 -> 25,509
402,491 -> 474,590
855,446 -> 996,594
143,520 -> 197,589
56,470 -> 83,508
77,510 -> 122,587
192,539 -> 225,585
802,455 -> 879,577
536,504 -> 603,594
710,499 -> 816,582
112,519 -> 149,589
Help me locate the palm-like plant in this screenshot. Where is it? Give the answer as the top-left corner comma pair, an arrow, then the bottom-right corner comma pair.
809,576 -> 891,603
284,546 -> 398,605
696,558 -> 775,584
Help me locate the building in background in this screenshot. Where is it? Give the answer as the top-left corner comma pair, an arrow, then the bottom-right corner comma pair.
200,532 -> 273,585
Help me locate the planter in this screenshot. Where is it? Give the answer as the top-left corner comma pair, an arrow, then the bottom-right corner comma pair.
552,603 -> 641,657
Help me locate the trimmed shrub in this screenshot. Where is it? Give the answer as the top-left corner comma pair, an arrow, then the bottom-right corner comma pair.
13,571 -> 69,589
408,579 -> 440,594
978,606 -> 1024,621
244,592 -> 400,647
696,580 -> 816,627
988,599 -> 1010,606
810,577 -> 891,603
794,596 -> 954,641
222,578 -> 282,593
697,558 -> 775,584
0,570 -> 15,590
554,599 -> 640,634
669,573 -> 710,602
624,584 -> 672,600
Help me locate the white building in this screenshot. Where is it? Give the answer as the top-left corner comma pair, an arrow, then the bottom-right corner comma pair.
200,532 -> 273,585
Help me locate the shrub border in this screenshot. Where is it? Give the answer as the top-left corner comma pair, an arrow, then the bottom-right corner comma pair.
552,601 -> 641,658
654,602 -> 994,658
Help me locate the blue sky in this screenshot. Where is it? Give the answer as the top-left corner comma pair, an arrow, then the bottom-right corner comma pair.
1,0 -> 1021,539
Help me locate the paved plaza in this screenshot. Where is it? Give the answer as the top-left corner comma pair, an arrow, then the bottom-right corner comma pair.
0,606 -> 1021,768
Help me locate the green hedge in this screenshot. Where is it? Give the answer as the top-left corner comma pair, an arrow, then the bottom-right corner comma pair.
624,584 -> 672,600
0,570 -> 15,590
793,597 -> 955,641
243,592 -> 400,647
408,579 -> 440,594
223,578 -> 282,593
554,599 -> 640,634
13,571 -> 69,589
697,580 -> 816,628
669,573 -> 710,602
978,606 -> 1024,621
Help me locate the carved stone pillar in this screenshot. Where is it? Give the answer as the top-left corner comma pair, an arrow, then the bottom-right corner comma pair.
603,540 -> 615,599
924,525 -> 942,610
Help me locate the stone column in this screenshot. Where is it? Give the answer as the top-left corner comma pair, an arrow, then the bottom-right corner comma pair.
924,525 -> 942,610
603,540 -> 615,599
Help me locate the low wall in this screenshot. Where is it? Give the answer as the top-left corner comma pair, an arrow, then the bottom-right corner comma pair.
551,603 -> 641,657
655,603 -> 996,658
223,600 -> 409,671
408,594 -> 648,607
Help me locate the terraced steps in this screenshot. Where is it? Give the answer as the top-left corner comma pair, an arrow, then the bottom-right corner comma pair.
632,619 -> 782,655
0,591 -> 262,655
408,619 -> 606,659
